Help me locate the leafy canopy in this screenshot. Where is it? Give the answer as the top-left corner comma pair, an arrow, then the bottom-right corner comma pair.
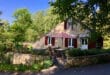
49,0 -> 110,38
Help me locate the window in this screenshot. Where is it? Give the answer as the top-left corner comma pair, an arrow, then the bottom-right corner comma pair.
68,18 -> 72,24
48,37 -> 52,45
81,39 -> 84,45
81,38 -> 88,45
68,38 -> 73,47
68,22 -> 72,26
67,18 -> 74,30
85,39 -> 88,44
64,18 -> 73,30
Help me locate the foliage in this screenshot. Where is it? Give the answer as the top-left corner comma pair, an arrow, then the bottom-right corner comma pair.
0,59 -> 52,72
66,53 -> 110,68
11,8 -> 32,43
43,60 -> 52,68
8,7 -> 60,46
33,49 -> 49,55
32,59 -> 52,71
0,64 -> 29,72
24,28 -> 37,42
0,20 -> 15,51
67,48 -> 110,57
32,63 -> 42,71
32,7 -> 61,39
103,35 -> 110,49
49,0 -> 110,40
0,7 -> 61,53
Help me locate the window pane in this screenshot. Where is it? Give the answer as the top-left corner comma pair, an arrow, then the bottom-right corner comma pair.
82,39 -> 84,45
85,39 -> 88,44
68,38 -> 71,46
48,37 -> 51,44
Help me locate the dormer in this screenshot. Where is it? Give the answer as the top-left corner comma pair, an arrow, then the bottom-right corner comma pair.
64,18 -> 73,30
68,18 -> 72,26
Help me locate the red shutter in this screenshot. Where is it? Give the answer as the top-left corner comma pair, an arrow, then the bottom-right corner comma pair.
45,36 -> 48,45
64,20 -> 67,30
65,38 -> 68,47
52,37 -> 55,46
72,38 -> 74,46
88,41 -> 96,49
74,39 -> 77,48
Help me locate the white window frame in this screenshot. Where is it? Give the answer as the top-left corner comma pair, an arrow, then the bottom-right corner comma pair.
68,18 -> 73,30
48,37 -> 52,45
68,38 -> 74,48
81,38 -> 88,45
80,38 -> 88,50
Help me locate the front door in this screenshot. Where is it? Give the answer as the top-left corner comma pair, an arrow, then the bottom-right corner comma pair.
80,38 -> 88,50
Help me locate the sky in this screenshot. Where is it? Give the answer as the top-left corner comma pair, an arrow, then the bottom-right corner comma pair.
0,0 -> 50,24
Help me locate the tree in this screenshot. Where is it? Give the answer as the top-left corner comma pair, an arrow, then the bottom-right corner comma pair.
32,7 -> 60,39
11,8 -> 32,43
32,11 -> 45,36
44,7 -> 61,33
11,8 -> 60,43
0,20 -> 14,51
24,28 -> 38,42
49,0 -> 110,48
50,0 -> 110,32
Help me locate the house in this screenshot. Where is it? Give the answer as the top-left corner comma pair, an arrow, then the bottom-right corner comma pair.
32,18 -> 103,50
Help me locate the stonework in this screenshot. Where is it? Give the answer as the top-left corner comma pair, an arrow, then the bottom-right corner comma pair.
12,53 -> 36,65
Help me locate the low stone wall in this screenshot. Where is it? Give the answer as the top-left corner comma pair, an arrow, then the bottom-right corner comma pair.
65,53 -> 110,67
12,53 -> 48,65
12,53 -> 36,65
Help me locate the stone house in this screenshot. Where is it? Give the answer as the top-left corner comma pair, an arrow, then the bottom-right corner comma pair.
33,18 -> 103,50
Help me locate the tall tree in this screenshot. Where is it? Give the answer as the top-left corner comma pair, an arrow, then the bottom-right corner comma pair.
49,0 -> 110,48
11,8 -> 32,43
32,7 -> 60,39
32,11 -> 45,36
0,20 -> 14,51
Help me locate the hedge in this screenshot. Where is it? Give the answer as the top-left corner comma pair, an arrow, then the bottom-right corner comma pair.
67,48 -> 110,57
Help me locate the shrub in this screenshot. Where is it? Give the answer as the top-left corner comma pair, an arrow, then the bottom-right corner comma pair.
43,60 -> 52,69
0,59 -> 52,72
16,64 -> 28,71
67,48 -> 110,57
67,48 -> 80,57
32,59 -> 52,71
33,49 -> 49,56
32,63 -> 42,71
65,48 -> 110,68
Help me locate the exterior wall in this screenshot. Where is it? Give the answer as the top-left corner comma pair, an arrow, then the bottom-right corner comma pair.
32,22 -> 65,49
45,22 -> 87,48
13,53 -> 36,65
32,36 -> 46,49
77,38 -> 81,48
32,20 -> 91,49
51,22 -> 65,33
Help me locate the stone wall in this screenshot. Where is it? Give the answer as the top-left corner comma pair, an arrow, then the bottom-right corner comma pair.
12,53 -> 36,65
65,53 -> 110,68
